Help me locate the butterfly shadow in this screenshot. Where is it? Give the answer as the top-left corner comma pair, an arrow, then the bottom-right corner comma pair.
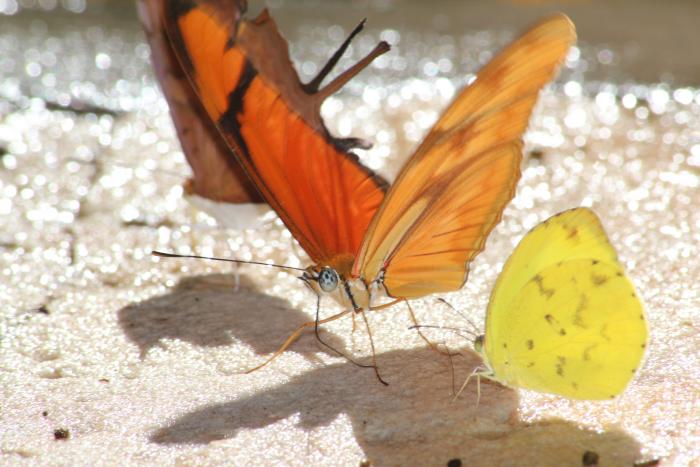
117,273 -> 346,363
149,346 -> 643,466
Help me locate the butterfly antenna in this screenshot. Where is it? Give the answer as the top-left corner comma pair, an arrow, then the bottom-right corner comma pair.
408,324 -> 473,343
406,301 -> 460,357
445,343 -> 458,397
151,250 -> 305,272
436,298 -> 481,341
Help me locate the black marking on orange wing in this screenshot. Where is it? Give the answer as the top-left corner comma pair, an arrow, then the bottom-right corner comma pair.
170,0 -> 198,20
164,2 -> 199,75
219,59 -> 257,143
329,143 -> 390,192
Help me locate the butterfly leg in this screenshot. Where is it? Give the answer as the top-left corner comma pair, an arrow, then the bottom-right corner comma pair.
405,300 -> 460,357
245,309 -> 352,374
454,367 -> 483,406
310,295 -> 385,377
358,309 -> 389,386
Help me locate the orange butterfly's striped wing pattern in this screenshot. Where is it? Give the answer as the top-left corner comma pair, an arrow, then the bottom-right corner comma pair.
163,1 -> 387,267
353,14 -> 576,298
138,0 -> 263,204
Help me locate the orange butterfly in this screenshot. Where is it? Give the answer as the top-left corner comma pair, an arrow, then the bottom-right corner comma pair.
149,0 -> 575,381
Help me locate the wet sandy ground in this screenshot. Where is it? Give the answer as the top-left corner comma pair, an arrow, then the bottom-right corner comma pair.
1,1 -> 699,465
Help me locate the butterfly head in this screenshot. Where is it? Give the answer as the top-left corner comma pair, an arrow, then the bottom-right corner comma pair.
301,264 -> 370,312
474,334 -> 485,353
301,265 -> 341,297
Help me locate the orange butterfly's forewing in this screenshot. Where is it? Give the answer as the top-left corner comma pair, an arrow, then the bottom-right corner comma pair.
162,1 -> 387,266
353,14 -> 576,298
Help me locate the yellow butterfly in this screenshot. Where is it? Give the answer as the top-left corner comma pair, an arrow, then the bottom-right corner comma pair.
474,208 -> 648,399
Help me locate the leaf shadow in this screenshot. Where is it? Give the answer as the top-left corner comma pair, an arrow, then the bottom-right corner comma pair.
150,347 -> 643,466
117,273 -> 345,361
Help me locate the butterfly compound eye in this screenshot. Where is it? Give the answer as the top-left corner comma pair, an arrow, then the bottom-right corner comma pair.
318,267 -> 339,292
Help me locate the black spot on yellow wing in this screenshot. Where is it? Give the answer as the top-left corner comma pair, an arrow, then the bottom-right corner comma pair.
533,274 -> 555,299
527,362 -> 535,368
544,314 -> 565,331
591,273 -> 609,286
559,328 -> 567,336
526,339 -> 534,350
582,344 -> 596,361
573,294 -> 588,328
571,382 -> 579,390
556,356 -> 566,377
566,226 -> 578,240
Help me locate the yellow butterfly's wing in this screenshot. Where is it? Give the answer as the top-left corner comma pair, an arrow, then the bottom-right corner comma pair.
352,14 -> 576,298
484,208 -> 648,399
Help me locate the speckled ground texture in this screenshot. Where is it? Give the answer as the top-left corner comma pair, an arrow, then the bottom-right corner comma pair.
1,1 -> 699,466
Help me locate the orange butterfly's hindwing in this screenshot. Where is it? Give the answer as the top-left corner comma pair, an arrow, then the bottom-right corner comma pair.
162,0 -> 388,265
139,0 -> 262,204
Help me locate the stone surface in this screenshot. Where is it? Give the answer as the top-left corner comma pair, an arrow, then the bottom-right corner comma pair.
1,1 -> 698,466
